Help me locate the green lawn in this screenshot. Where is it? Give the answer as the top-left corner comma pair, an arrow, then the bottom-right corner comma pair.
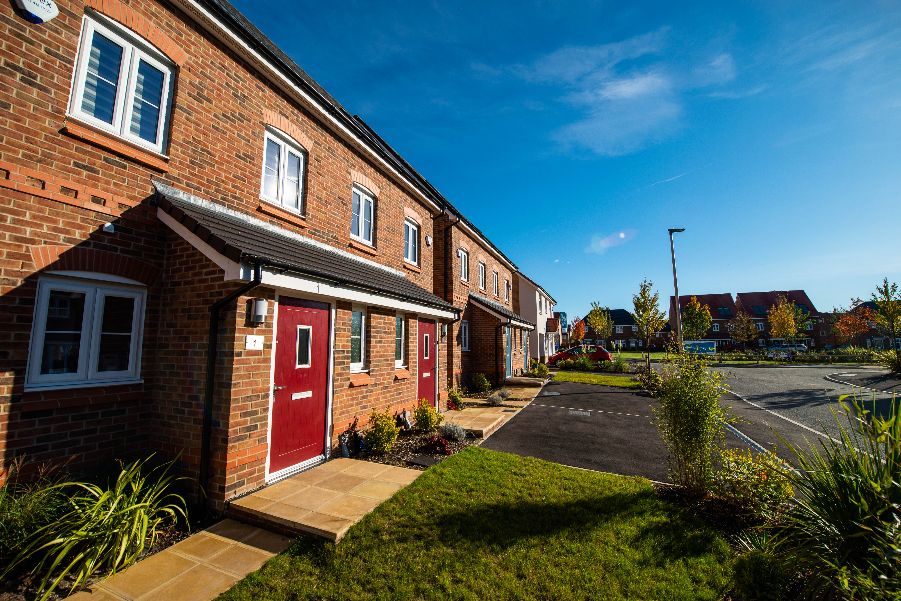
220,448 -> 732,601
552,370 -> 642,388
615,351 -> 667,360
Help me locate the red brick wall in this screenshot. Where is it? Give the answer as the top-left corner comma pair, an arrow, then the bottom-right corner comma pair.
0,0 -> 449,496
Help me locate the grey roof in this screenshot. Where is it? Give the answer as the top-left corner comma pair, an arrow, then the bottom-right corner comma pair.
198,0 -> 518,271
609,309 -> 636,326
468,293 -> 534,327
154,182 -> 456,313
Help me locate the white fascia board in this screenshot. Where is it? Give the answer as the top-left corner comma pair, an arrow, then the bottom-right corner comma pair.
157,208 -> 243,280
170,0 -> 442,216
261,268 -> 457,320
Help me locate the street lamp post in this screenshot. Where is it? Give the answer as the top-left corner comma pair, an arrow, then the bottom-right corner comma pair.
668,228 -> 685,350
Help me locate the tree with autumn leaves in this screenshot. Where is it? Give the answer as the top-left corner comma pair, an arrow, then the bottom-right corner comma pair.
570,319 -> 585,345
729,310 -> 758,349
833,303 -> 874,346
767,295 -> 812,341
681,296 -> 712,341
632,280 -> 667,352
871,278 -> 901,372
586,303 -> 613,344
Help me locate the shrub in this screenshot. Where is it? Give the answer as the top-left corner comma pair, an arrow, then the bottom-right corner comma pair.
597,360 -> 613,372
712,448 -> 793,522
2,456 -> 187,601
779,396 -> 901,600
732,549 -> 793,601
424,436 -> 452,456
486,392 -> 503,406
470,373 -> 491,394
413,399 -> 443,432
446,387 -> 464,411
498,388 -> 511,400
0,459 -> 68,568
634,366 -> 662,396
365,410 -> 400,454
438,422 -> 467,442
611,355 -> 629,373
654,353 -> 731,495
525,362 -> 549,378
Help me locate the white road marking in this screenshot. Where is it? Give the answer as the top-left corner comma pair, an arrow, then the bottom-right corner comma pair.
531,403 -> 649,418
725,390 -> 840,444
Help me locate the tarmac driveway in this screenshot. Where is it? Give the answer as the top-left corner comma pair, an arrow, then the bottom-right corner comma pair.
482,380 -> 671,481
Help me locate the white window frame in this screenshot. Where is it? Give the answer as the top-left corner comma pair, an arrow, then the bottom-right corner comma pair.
350,185 -> 375,246
403,219 -> 419,265
478,262 -> 486,290
504,279 -> 510,302
712,323 -> 720,332
260,129 -> 307,214
756,322 -> 765,332
615,325 -> 623,334
395,314 -> 406,368
27,275 -> 146,390
492,271 -> 499,296
461,320 -> 470,351
295,325 -> 312,368
68,13 -> 175,155
459,249 -> 469,282
350,306 -> 367,372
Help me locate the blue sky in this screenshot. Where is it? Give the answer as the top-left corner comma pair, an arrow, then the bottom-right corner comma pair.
233,0 -> 901,319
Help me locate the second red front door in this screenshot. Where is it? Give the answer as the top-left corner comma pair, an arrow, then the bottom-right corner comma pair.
417,318 -> 436,405
270,297 -> 330,474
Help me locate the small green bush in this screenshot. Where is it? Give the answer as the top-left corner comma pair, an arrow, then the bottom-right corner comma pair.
712,448 -> 793,522
634,366 -> 662,396
654,353 -> 731,495
611,355 -> 629,373
413,399 -> 443,432
0,459 -> 68,568
438,422 -> 467,442
2,456 -> 187,601
365,410 -> 400,454
732,549 -> 793,601
446,387 -> 464,410
470,373 -> 491,393
526,363 -> 549,378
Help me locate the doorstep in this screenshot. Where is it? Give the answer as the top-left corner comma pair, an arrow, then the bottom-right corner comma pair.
68,519 -> 291,601
227,458 -> 421,542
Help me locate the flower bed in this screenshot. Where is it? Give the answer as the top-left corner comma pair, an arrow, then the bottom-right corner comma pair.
362,429 -> 476,471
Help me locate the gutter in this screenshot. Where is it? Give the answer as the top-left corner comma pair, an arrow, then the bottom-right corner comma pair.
199,260 -> 264,510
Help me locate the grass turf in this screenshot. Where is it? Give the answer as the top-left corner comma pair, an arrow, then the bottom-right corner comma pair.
551,370 -> 643,388
220,448 -> 731,601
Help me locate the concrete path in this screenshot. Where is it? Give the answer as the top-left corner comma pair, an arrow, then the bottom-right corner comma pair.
69,519 -> 291,601
228,458 -> 420,542
447,385 -> 542,437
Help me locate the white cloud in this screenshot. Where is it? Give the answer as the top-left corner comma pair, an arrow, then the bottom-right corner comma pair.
584,229 -> 637,254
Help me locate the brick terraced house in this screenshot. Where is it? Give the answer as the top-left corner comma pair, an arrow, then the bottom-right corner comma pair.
0,0 -> 550,508
735,290 -> 818,347
669,293 -> 737,348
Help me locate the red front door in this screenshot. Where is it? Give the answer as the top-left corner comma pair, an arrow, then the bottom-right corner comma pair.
417,319 -> 436,405
270,298 -> 330,474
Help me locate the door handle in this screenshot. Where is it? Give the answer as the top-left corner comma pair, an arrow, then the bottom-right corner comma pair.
274,385 -> 286,391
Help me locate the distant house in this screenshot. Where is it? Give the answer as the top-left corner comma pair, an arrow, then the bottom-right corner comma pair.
669,294 -> 737,348
735,290 -> 818,347
515,273 -> 558,363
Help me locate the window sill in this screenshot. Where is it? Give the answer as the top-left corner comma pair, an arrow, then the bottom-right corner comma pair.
349,372 -> 372,387
24,378 -> 143,393
460,280 -> 470,287
348,239 -> 378,256
402,262 -> 421,274
257,201 -> 308,227
62,119 -> 169,172
394,368 -> 411,380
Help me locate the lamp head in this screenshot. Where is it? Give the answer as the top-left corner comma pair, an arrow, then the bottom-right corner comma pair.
668,228 -> 686,234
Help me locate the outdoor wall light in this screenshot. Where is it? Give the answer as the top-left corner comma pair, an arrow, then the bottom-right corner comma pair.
248,297 -> 268,326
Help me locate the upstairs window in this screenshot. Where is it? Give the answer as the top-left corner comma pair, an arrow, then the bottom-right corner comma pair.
260,129 -> 306,213
504,279 -> 510,302
478,262 -> 486,290
492,271 -> 499,296
69,14 -> 175,154
712,323 -> 720,332
27,275 -> 146,389
403,219 -> 419,265
459,249 -> 469,282
756,322 -> 765,332
351,186 -> 375,246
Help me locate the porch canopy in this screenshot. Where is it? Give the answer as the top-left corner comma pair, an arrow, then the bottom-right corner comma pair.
154,181 -> 458,320
468,293 -> 534,330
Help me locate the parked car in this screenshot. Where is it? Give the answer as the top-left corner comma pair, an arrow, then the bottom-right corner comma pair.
548,345 -> 613,366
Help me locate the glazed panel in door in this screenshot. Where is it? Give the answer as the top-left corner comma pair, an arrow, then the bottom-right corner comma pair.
270,298 -> 330,474
417,319 -> 436,405
505,326 -> 513,377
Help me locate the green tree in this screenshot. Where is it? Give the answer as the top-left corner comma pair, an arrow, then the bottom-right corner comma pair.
585,303 -> 613,345
632,279 -> 667,353
767,295 -> 807,340
729,310 -> 758,349
681,296 -> 712,341
871,278 -> 901,372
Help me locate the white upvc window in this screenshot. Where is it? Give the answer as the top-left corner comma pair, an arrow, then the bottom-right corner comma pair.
403,219 -> 419,265
492,271 -> 499,296
350,307 -> 366,372
461,320 -> 470,351
395,314 -> 406,368
27,275 -> 146,389
459,249 -> 469,282
615,325 -> 623,334
478,262 -> 486,290
68,13 -> 175,154
712,323 -> 720,332
350,186 -> 375,246
504,279 -> 510,302
260,129 -> 306,213
756,322 -> 765,332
